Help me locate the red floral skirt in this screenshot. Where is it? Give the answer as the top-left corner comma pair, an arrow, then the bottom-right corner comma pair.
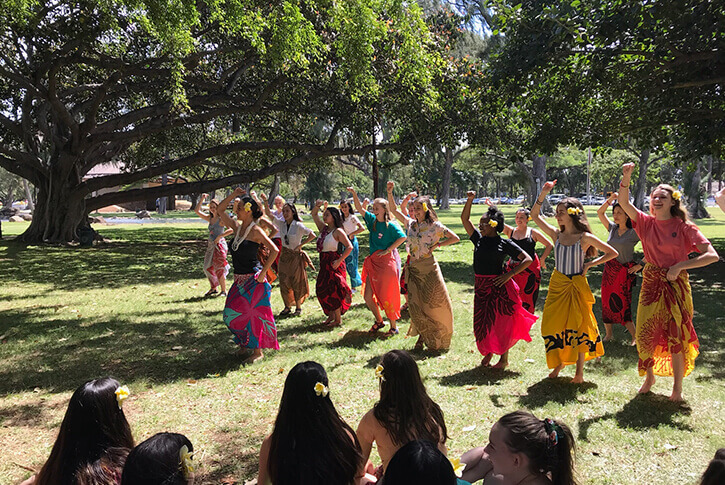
601,259 -> 636,325
505,254 -> 541,313
317,252 -> 352,315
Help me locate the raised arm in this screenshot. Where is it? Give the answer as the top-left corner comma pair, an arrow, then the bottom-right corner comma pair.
310,200 -> 326,232
460,191 -> 476,237
716,187 -> 725,213
618,164 -> 639,222
258,192 -> 273,219
347,187 -> 365,214
531,181 -> 559,240
597,192 -> 617,229
400,191 -> 416,218
195,193 -> 211,222
218,188 -> 245,230
386,181 -> 411,225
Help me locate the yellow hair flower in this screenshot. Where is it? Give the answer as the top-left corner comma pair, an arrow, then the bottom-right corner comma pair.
179,445 -> 195,478
488,220 -> 498,228
449,457 -> 466,478
672,190 -> 681,201
567,207 -> 582,216
375,364 -> 385,382
115,386 -> 129,410
422,202 -> 428,212
314,382 -> 329,397
243,202 -> 252,212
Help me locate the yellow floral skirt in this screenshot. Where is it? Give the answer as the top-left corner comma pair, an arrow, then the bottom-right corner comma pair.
541,270 -> 604,368
636,264 -> 699,377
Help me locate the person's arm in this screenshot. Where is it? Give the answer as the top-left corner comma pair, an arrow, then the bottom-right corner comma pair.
361,198 -> 370,213
597,192 -> 617,229
258,192 -> 274,219
581,233 -> 619,275
356,412 -> 376,471
218,188 -> 245,230
667,242 -> 719,281
380,236 -> 406,256
461,191 -> 476,237
618,163 -> 639,223
333,228 -> 353,268
257,435 -> 272,485
347,187 -> 365,214
494,249 -> 532,287
459,447 -> 494,484
295,228 -> 317,252
531,181 -> 559,240
349,217 -> 366,238
386,181 -> 411,225
532,228 -> 554,262
214,228 -> 234,245
310,200 -> 326,232
716,187 -> 725,213
251,226 -> 279,282
431,226 -> 460,251
195,194 -> 211,222
400,191 -> 416,218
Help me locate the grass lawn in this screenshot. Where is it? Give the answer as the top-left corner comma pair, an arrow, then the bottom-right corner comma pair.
1,206 -> 724,484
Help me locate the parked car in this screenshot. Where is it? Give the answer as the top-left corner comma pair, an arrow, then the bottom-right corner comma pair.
513,195 -> 525,205
548,194 -> 566,204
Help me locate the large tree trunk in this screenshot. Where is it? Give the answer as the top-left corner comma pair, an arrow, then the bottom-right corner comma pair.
19,175 -> 87,244
439,146 -> 454,210
268,173 -> 281,203
686,158 -> 709,219
531,154 -> 552,214
633,149 -> 650,210
23,179 -> 34,212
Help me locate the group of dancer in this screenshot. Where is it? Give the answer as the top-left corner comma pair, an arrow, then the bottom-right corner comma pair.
196,163 -> 719,402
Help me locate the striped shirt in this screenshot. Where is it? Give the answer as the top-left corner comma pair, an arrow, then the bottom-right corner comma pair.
555,237 -> 584,276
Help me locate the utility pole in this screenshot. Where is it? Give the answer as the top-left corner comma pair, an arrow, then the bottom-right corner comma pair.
586,147 -> 592,204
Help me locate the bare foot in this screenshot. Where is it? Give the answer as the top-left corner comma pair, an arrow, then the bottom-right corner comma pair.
481,354 -> 493,367
639,374 -> 655,394
244,350 -> 263,364
668,392 -> 684,402
571,375 -> 584,384
325,320 -> 342,328
413,338 -> 424,351
548,364 -> 564,378
629,339 -> 637,346
493,360 -> 508,369
603,335 -> 613,342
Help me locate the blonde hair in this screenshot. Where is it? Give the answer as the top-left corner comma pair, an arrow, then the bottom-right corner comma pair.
651,184 -> 689,223
371,197 -> 391,232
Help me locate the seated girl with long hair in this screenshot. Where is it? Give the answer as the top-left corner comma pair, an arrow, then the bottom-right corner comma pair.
121,432 -> 195,485
356,350 -> 448,478
21,377 -> 135,485
257,361 -> 363,485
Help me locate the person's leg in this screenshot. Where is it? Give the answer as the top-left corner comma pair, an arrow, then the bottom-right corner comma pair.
548,363 -> 564,378
639,367 -> 656,394
571,352 -> 585,383
481,353 -> 493,367
460,447 -> 493,484
493,350 -> 509,369
244,348 -> 263,364
218,270 -> 227,294
670,352 -> 685,402
364,276 -> 383,322
603,323 -> 614,341
625,322 -> 636,346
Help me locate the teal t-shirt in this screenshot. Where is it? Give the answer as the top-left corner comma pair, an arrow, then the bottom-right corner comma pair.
456,480 -> 471,485
363,211 -> 406,254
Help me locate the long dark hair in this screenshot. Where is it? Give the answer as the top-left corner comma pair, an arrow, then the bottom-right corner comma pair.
121,433 -> 193,485
239,195 -> 264,219
268,362 -> 362,485
498,411 -> 577,485
326,206 -> 344,229
557,198 -> 596,257
383,440 -> 457,485
283,202 -> 301,222
36,377 -> 135,485
373,350 -> 448,448
611,202 -> 632,229
701,448 -> 725,485
340,199 -> 355,217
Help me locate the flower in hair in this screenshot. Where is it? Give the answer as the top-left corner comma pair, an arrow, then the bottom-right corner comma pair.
115,386 -> 129,409
567,207 -> 582,216
488,220 -> 498,228
314,382 -> 329,397
672,190 -> 681,201
375,364 -> 385,382
449,457 -> 466,478
422,202 -> 429,212
179,445 -> 195,477
244,202 -> 252,212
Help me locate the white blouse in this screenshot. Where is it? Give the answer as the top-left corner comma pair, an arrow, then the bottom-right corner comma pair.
273,219 -> 313,249
342,214 -> 362,236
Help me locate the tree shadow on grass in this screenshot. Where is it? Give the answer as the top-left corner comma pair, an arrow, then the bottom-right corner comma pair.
578,393 -> 693,442
517,378 -> 598,407
438,366 -> 521,387
437,260 -> 474,286
329,330 -> 387,350
0,399 -> 66,428
203,427 -> 264,484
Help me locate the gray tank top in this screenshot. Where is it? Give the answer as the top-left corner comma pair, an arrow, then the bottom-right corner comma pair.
208,218 -> 225,241
607,223 -> 639,264
555,237 -> 584,276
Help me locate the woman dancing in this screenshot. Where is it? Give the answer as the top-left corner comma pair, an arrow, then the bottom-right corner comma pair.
195,194 -> 232,297
531,182 -> 617,382
462,193 -> 538,368
386,181 -> 459,351
619,163 -> 719,401
347,187 -> 407,336
218,188 -> 279,364
596,192 -> 642,344
311,200 -> 353,327
259,193 -> 316,318
498,205 -> 553,313
340,199 -> 365,292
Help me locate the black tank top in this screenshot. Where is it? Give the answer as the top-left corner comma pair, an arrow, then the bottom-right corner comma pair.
511,228 -> 537,260
230,239 -> 262,275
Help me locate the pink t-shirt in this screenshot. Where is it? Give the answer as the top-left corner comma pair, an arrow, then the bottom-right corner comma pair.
632,210 -> 709,268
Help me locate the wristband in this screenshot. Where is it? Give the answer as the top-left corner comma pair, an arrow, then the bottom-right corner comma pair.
534,199 -> 544,205
620,183 -> 629,188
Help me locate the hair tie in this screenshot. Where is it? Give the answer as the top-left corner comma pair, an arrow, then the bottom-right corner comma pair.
314,382 -> 329,397
375,364 -> 385,382
115,386 -> 129,410
543,418 -> 561,447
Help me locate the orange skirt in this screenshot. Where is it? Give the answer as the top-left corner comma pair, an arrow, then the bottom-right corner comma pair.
361,251 -> 401,321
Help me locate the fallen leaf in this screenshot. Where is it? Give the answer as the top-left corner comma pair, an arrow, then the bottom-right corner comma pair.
664,443 -> 678,450
278,368 -> 285,374
465,386 -> 476,391
207,373 -> 220,378
58,337 -> 68,342
172,346 -> 183,351
524,358 -> 535,363
186,379 -> 198,386
462,425 -> 476,432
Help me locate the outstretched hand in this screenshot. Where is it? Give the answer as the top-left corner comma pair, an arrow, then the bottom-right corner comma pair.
346,186 -> 356,194
387,181 -> 395,192
623,163 -> 635,177
542,180 -> 557,193
467,190 -> 476,199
